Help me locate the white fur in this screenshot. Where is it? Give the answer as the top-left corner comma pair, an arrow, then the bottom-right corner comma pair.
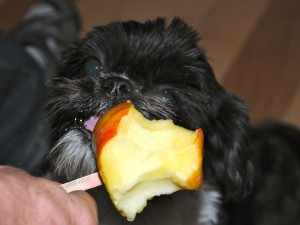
48,129 -> 96,179
198,185 -> 222,224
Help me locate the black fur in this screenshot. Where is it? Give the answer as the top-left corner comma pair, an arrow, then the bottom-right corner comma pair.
46,18 -> 300,224
225,122 -> 300,225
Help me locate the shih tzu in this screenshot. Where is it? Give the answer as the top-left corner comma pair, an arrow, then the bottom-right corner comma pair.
46,18 -> 300,225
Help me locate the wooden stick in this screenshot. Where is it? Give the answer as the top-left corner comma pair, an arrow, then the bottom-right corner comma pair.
60,172 -> 102,193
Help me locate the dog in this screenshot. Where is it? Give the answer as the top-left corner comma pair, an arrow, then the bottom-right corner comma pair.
46,18 -> 300,225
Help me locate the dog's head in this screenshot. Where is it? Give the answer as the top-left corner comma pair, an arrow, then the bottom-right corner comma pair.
47,18 -> 252,201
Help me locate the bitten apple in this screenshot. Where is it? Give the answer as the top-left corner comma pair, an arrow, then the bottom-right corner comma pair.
93,102 -> 204,221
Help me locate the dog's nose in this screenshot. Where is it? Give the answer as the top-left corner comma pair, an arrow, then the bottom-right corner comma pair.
102,77 -> 132,96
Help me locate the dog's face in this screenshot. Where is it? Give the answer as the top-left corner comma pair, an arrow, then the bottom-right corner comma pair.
47,18 -> 252,204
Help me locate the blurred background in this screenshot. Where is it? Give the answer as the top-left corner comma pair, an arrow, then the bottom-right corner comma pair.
0,0 -> 299,127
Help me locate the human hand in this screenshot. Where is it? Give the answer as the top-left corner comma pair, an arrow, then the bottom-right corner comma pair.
0,166 -> 98,225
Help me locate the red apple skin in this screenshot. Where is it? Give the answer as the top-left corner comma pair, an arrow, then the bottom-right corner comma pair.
93,102 -> 132,157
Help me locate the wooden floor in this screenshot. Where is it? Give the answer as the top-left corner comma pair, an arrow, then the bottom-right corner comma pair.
0,0 -> 299,127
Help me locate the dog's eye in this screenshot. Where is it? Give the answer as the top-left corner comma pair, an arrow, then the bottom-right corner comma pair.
84,58 -> 103,76
162,90 -> 175,103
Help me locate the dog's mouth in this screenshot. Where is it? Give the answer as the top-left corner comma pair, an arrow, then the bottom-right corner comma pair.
79,99 -> 175,135
81,101 -> 129,133
81,100 -> 135,133
83,116 -> 100,132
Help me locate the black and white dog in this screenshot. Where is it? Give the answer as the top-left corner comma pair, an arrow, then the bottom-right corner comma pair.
46,18 -> 300,225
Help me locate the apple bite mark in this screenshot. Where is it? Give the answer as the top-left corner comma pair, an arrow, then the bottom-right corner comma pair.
93,102 -> 204,221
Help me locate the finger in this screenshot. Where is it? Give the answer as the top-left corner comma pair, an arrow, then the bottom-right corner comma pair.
69,191 -> 98,224
0,166 -> 28,176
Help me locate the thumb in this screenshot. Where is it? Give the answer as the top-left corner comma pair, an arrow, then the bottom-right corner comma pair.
69,191 -> 98,225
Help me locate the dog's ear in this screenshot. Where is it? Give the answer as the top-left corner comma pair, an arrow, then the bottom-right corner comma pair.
204,92 -> 253,201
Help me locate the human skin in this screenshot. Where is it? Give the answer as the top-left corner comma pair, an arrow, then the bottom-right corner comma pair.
0,166 -> 98,225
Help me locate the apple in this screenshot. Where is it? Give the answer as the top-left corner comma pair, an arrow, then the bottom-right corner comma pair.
93,101 -> 204,221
